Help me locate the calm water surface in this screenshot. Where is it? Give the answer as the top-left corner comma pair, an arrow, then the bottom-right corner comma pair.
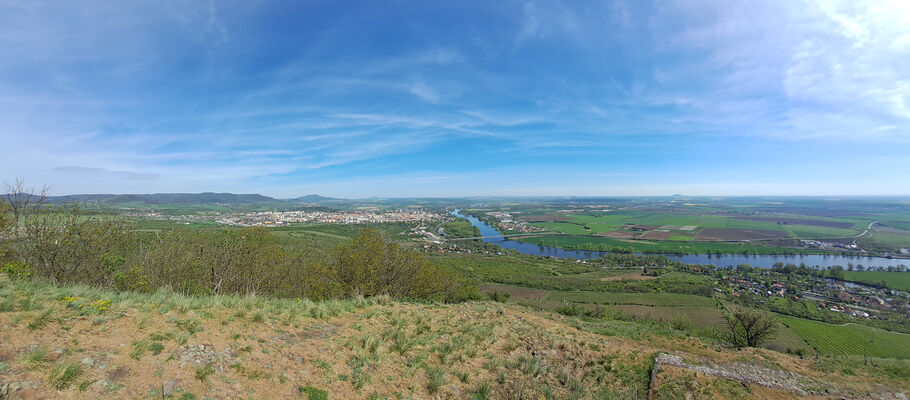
451,210 -> 908,269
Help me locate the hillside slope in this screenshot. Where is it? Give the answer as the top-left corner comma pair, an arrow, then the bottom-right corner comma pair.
1,276 -> 907,399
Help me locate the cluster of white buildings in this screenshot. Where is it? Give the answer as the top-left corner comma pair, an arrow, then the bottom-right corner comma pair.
132,209 -> 444,227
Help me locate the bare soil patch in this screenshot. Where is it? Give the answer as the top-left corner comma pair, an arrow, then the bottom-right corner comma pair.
623,224 -> 660,231
480,284 -> 548,302
641,230 -> 671,240
695,228 -> 789,241
597,230 -> 637,239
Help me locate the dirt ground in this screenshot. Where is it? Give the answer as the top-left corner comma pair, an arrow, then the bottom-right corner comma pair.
640,231 -> 671,240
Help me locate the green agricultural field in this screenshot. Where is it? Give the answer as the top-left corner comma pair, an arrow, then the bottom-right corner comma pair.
839,271 -> 910,291
858,231 -> 910,253
129,218 -> 226,230
778,315 -> 910,359
563,210 -> 868,238
520,235 -> 819,255
764,324 -> 815,355
530,221 -> 591,234
545,290 -> 717,307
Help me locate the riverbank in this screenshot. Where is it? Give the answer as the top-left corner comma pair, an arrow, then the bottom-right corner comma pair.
451,210 -> 910,269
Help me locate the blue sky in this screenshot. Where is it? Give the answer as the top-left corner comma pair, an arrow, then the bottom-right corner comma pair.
1,0 -> 909,197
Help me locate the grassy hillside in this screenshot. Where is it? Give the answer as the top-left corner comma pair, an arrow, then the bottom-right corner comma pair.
3,276 -> 909,399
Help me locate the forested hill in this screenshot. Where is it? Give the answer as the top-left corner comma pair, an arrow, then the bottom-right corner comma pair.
11,192 -> 287,205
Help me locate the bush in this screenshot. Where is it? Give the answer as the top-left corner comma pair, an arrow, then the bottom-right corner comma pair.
3,261 -> 33,280
4,197 -> 472,304
486,290 -> 511,303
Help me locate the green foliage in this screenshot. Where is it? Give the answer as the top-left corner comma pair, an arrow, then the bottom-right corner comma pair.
5,202 -> 470,303
298,386 -> 329,400
0,199 -> 10,225
440,220 -> 480,239
313,229 -> 471,301
3,261 -> 32,280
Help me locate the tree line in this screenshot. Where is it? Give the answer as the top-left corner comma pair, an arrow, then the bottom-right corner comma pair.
0,181 -> 478,302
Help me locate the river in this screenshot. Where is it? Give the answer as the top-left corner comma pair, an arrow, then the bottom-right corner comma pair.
450,210 -> 909,269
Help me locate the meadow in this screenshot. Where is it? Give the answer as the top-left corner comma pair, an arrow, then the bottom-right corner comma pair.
560,211 -> 867,237
839,271 -> 910,290
544,290 -> 718,308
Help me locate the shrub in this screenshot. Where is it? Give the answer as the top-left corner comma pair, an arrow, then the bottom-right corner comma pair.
3,261 -> 33,280
486,290 -> 511,303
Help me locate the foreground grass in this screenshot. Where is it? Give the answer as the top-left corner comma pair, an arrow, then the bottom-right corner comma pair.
1,275 -> 908,399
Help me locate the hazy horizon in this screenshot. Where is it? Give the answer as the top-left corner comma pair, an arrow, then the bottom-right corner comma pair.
2,1 -> 909,197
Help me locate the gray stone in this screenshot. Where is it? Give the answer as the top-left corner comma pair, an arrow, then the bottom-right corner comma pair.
89,379 -> 110,389
162,380 -> 177,397
81,357 -> 95,367
47,348 -> 65,361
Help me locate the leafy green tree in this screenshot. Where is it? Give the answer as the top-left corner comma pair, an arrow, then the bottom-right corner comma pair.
328,229 -> 458,300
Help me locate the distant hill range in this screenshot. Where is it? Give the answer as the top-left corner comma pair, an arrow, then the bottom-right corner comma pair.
294,194 -> 341,202
10,192 -> 341,205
